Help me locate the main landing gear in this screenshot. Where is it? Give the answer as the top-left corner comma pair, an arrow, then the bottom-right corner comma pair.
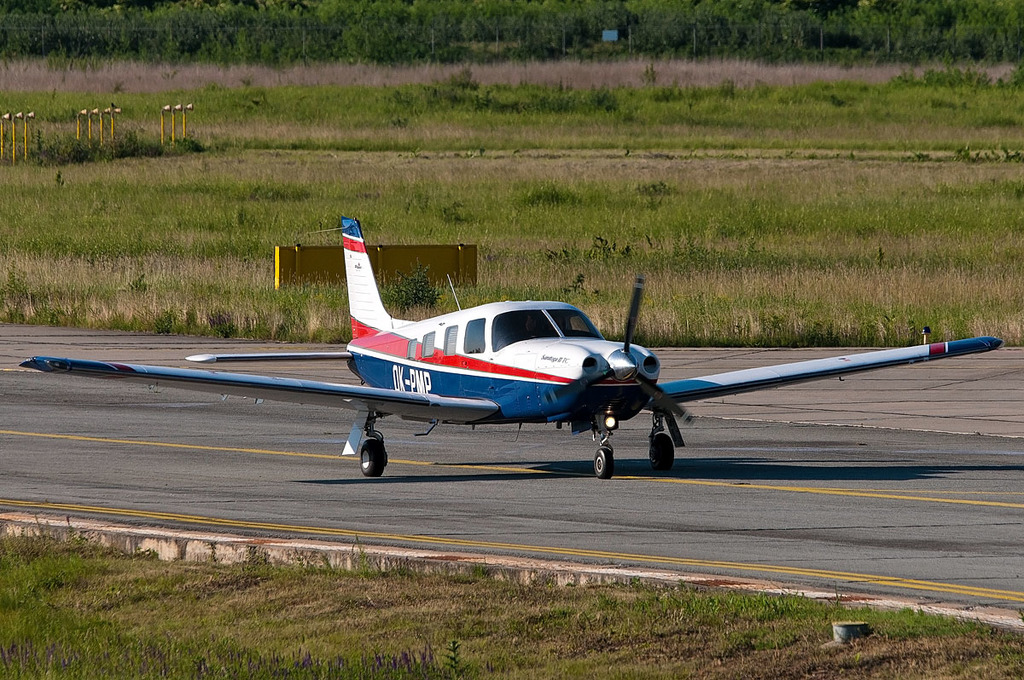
359,434 -> 388,477
356,412 -> 388,478
648,411 -> 678,472
592,412 -> 682,480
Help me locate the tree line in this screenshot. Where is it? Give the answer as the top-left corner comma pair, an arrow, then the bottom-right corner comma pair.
3,0 -> 1024,65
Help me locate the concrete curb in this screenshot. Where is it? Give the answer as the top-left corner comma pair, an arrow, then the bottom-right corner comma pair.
3,511 -> 1021,633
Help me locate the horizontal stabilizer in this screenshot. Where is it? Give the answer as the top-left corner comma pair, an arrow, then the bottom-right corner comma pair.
186,352 -> 352,363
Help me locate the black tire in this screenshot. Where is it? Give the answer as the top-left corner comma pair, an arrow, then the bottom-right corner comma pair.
360,438 -> 387,478
594,445 -> 615,479
649,432 -> 675,471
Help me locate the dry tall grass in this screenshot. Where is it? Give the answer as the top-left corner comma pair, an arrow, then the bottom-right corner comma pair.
3,148 -> 1021,345
0,57 -> 1014,93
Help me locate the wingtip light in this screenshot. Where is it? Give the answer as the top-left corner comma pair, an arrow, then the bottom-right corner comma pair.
186,354 -> 217,363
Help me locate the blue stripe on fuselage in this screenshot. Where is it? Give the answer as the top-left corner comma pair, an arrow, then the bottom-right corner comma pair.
350,351 -> 648,424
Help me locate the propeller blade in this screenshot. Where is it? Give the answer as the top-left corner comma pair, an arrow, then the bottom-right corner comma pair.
542,368 -> 613,406
622,274 -> 645,354
636,374 -> 690,421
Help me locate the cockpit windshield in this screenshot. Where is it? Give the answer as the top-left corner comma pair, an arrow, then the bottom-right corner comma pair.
546,308 -> 603,339
491,310 -> 560,352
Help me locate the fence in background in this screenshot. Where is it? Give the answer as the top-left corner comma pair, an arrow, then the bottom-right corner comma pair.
1,13 -> 1022,65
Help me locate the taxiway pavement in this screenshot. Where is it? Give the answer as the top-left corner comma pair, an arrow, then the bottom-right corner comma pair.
2,324 -> 1023,616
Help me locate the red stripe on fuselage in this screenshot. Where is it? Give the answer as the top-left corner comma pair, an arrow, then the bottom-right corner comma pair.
343,236 -> 367,253
928,342 -> 947,356
351,318 -> 384,341
350,332 -> 575,384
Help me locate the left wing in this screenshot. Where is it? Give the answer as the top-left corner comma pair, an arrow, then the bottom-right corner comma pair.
658,336 -> 1003,404
20,357 -> 497,424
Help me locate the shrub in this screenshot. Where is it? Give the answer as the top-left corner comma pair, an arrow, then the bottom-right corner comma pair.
381,264 -> 441,311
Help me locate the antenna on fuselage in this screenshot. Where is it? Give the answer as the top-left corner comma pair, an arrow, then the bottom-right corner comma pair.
447,274 -> 462,311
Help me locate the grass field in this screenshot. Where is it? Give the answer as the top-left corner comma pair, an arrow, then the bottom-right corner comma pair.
2,62 -> 1023,346
2,533 -> 1023,679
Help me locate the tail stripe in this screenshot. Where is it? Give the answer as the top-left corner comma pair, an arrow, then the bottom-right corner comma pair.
343,235 -> 367,254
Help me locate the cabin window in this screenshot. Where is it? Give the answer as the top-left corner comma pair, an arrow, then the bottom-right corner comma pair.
422,332 -> 436,357
547,308 -> 603,339
491,310 -> 559,352
406,339 -> 418,359
464,319 -> 486,354
443,326 -> 459,356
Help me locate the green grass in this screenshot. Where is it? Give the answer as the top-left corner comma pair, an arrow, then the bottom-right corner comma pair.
8,75 -> 1024,154
2,75 -> 1024,346
2,534 -> 1022,679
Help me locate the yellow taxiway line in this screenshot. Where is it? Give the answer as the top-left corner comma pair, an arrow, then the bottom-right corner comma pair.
2,496 -> 1023,603
3,428 -> 1024,511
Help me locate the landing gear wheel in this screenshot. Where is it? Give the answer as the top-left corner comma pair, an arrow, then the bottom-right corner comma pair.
594,445 -> 615,480
649,431 -> 675,471
359,438 -> 388,478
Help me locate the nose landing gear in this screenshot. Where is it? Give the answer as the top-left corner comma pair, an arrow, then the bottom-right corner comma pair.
592,422 -> 616,479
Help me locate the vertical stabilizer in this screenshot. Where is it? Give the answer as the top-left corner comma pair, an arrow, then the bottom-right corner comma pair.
342,217 -> 398,339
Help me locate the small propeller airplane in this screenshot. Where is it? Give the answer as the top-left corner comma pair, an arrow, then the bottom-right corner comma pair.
21,217 -> 1004,479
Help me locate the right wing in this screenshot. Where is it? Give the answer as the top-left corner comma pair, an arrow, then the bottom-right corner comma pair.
658,336 -> 1003,404
20,356 -> 498,424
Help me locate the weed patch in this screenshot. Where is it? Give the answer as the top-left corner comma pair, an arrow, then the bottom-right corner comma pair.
3,534 -> 1023,679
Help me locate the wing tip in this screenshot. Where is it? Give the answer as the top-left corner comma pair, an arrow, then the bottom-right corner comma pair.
186,354 -> 217,363
20,357 -> 53,371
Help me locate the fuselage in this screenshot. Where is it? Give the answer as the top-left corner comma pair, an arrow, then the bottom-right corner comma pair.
347,300 -> 660,425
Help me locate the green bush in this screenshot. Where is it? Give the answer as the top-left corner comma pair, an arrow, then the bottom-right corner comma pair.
381,265 -> 441,312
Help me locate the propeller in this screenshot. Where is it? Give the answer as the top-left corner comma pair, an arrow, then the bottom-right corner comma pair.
543,275 -> 642,405
543,275 -> 690,421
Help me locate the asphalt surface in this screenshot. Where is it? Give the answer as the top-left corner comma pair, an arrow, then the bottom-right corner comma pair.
2,324 -> 1024,614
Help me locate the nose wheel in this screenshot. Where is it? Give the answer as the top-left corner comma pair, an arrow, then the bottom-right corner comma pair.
594,445 -> 615,479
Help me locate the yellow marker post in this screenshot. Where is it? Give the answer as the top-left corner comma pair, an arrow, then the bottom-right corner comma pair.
173,104 -> 182,144
110,106 -> 121,141
23,112 -> 33,161
161,105 -> 170,144
12,112 -> 21,165
183,103 -> 193,139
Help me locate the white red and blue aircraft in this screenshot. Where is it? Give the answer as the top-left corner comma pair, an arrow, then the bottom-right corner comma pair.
21,217 -> 1004,479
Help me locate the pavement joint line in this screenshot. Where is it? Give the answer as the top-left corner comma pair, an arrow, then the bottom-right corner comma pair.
4,428 -> 1024,509
709,415 -> 1024,440
1,510 -> 1022,633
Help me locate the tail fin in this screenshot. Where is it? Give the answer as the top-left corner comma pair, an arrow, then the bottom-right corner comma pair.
342,217 -> 402,339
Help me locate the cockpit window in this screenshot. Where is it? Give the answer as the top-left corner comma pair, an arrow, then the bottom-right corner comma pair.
491,310 -> 560,352
546,308 -> 603,339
